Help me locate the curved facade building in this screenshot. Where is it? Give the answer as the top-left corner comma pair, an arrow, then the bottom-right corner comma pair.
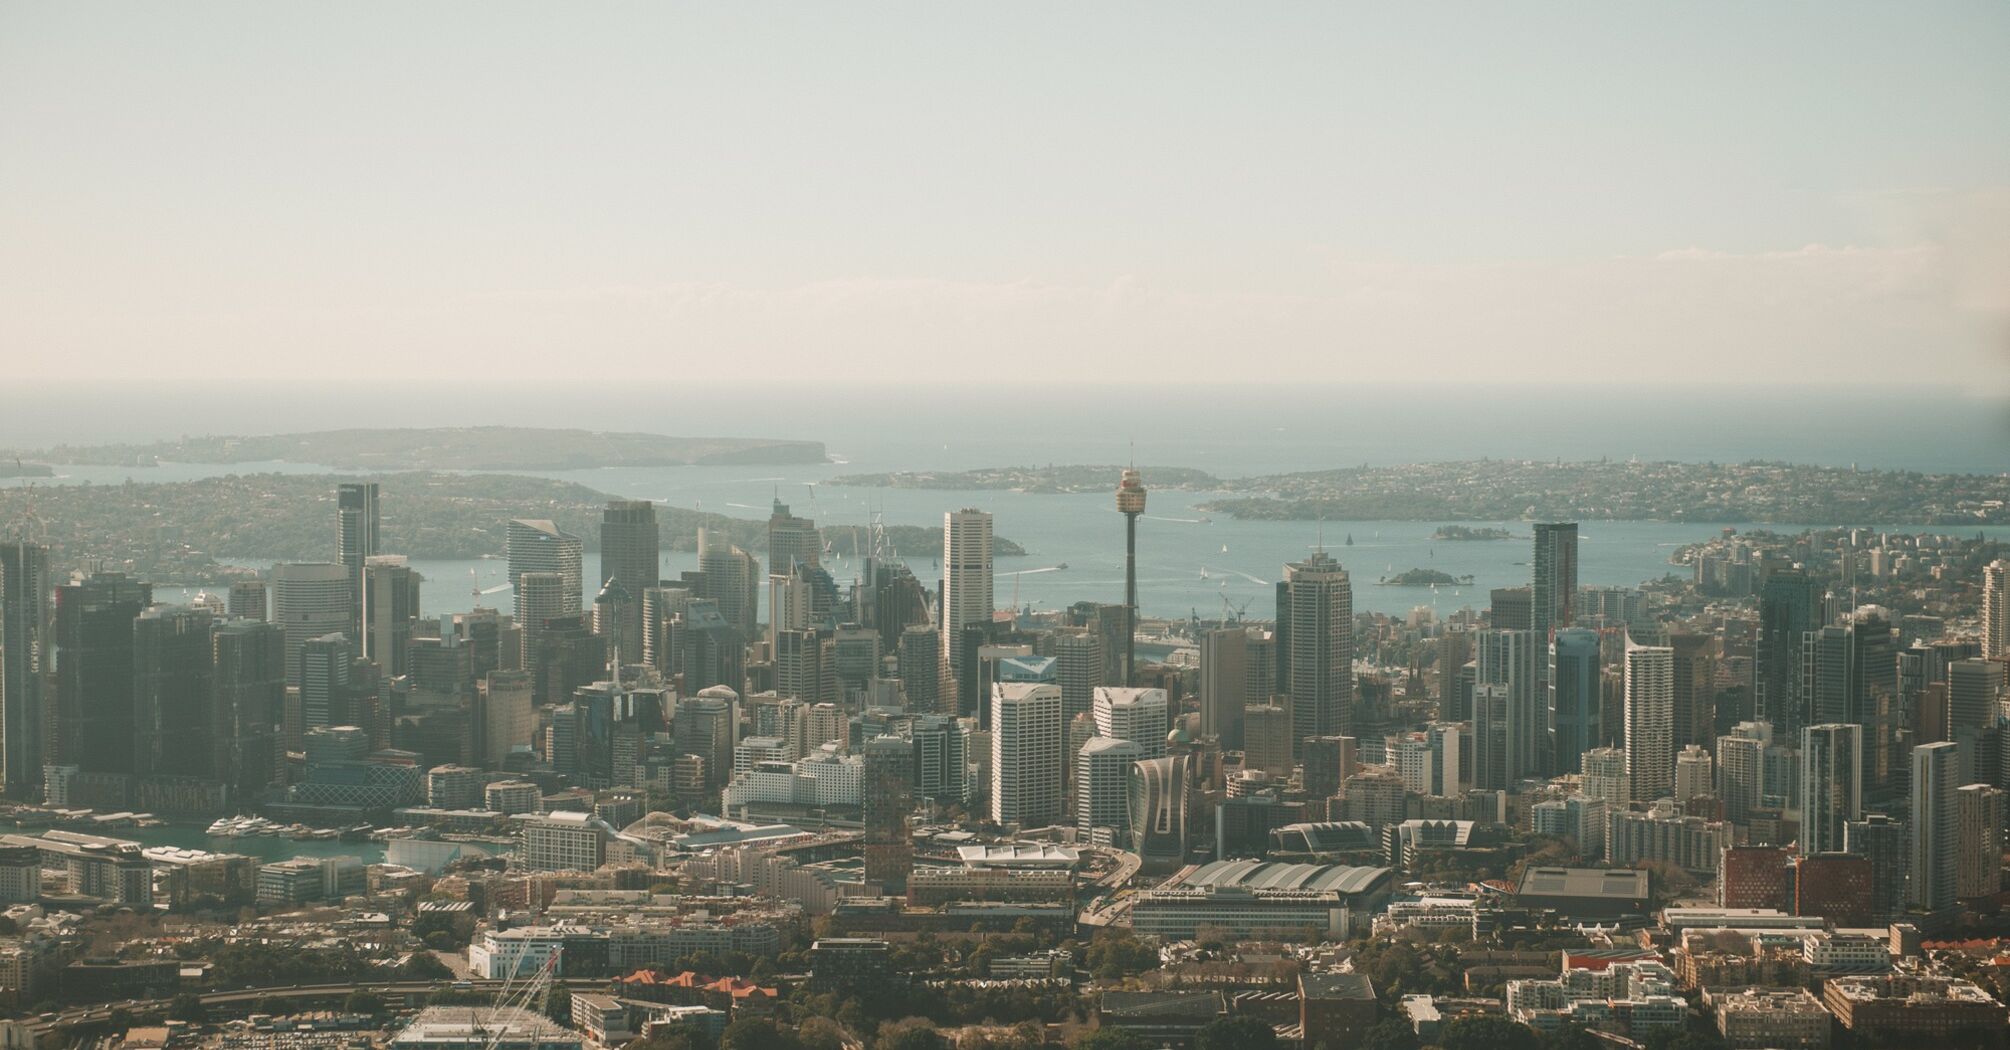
1128,752 -> 1198,873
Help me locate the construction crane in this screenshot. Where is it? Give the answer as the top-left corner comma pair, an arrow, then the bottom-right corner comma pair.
480,946 -> 562,1050
1219,593 -> 1251,624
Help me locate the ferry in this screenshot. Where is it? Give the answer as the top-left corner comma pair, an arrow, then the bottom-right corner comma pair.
206,816 -> 284,838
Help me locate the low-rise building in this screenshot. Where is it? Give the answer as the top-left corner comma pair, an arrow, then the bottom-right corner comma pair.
1710,988 -> 1831,1050
389,1007 -> 581,1050
1823,975 -> 2008,1043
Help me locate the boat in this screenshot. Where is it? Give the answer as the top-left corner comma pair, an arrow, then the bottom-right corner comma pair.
1345,533 -> 1354,546
1199,568 -> 1210,580
1220,544 -> 1228,554
1055,562 -> 1068,570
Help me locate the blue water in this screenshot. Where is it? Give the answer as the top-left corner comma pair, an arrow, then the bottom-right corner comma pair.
10,382 -> 2007,621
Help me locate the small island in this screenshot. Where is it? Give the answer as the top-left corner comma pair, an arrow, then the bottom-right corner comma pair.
1379,568 -> 1474,587
1432,525 -> 1515,541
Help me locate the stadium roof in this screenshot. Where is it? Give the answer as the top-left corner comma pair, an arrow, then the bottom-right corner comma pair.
1183,859 -> 1391,895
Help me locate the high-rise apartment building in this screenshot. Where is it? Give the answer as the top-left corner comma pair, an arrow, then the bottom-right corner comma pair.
1477,628 -> 1542,783
942,510 -> 994,713
132,605 -> 214,779
1055,628 -> 1106,724
336,482 -> 379,637
1550,627 -> 1601,774
1843,813 -> 1909,924
0,541 -> 51,795
1675,744 -> 1713,802
1799,724 -> 1862,856
1624,638 -> 1675,801
1956,783 -> 2005,900
53,573 -> 151,775
1670,632 -> 1718,750
1804,610 -> 1897,790
270,562 -> 350,687
861,735 -> 914,891
1582,746 -> 1632,806
1757,569 -> 1821,738
990,682 -> 1062,828
897,625 -> 944,714
507,519 -> 583,617
1277,550 -> 1353,755
1531,522 -> 1578,652
1716,723 -> 1768,826
1983,559 -> 2009,659
1910,741 -> 1959,913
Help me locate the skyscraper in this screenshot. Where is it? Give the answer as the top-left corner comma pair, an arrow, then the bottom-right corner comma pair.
1956,784 -> 2005,900
133,605 -> 215,780
360,555 -> 420,679
897,624 -> 944,714
1984,559 -> 2009,659
53,572 -> 151,776
515,571 -> 568,684
1477,628 -> 1542,783
336,481 -> 379,637
1757,569 -> 1821,738
1910,741 -> 1959,913
1076,736 -> 1144,841
0,541 -> 51,795
1128,752 -> 1198,872
479,669 -> 534,767
1200,626 -> 1249,748
767,500 -> 821,574
1092,687 -> 1168,758
1716,723 -> 1768,827
695,529 -> 760,641
1055,628 -> 1107,724
1278,550 -> 1353,756
862,734 -> 914,891
990,682 -> 1062,828
942,509 -> 994,711
1844,813 -> 1908,924
1531,521 -> 1578,646
600,500 -> 659,660
1549,627 -> 1601,774
1669,631 -> 1718,750
227,579 -> 267,621
1624,637 -> 1675,801
212,619 -> 284,799
1116,468 -> 1146,687
270,562 -> 351,687
1799,723 -> 1862,856
507,519 -> 583,617
1804,609 -> 1897,790
297,633 -> 353,738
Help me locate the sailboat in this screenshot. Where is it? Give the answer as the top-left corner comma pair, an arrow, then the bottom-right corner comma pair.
1344,533 -> 1354,546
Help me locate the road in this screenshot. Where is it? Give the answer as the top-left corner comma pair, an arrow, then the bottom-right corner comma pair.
26,977 -> 602,1039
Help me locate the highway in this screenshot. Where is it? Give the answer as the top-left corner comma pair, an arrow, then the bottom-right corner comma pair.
26,977 -> 603,1039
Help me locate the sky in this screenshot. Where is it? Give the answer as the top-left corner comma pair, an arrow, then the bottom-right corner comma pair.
3,3 -> 2009,388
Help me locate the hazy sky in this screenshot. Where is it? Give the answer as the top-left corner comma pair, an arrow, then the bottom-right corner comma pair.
5,3 -> 2008,387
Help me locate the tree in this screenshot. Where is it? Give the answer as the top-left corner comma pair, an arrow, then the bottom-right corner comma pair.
877,1018 -> 949,1050
1440,1015 -> 1540,1050
1361,1018 -> 1421,1050
721,1018 -> 803,1050
630,1032 -> 714,1050
167,993 -> 209,1023
1542,1025 -> 1602,1050
1072,1032 -> 1151,1050
343,991 -> 385,1016
1195,1016 -> 1280,1050
798,1016 -> 848,1050
401,952 -> 455,980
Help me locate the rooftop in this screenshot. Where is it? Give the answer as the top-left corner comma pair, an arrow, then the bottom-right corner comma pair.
1515,867 -> 1650,899
1182,859 -> 1392,895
